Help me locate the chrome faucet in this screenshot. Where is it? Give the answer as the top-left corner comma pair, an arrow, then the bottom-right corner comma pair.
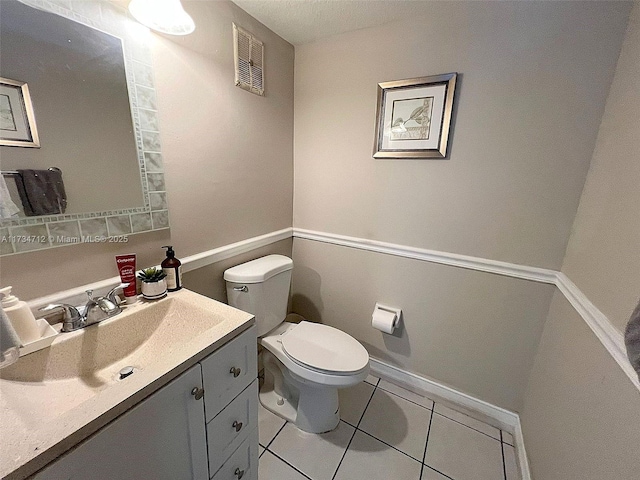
40,283 -> 129,332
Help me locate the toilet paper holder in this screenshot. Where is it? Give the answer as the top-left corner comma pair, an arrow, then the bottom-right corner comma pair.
372,303 -> 402,333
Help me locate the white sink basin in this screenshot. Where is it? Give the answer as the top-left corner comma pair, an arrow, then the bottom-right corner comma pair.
0,289 -> 254,480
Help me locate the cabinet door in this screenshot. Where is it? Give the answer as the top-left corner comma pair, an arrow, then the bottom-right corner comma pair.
34,364 -> 208,480
201,325 -> 257,420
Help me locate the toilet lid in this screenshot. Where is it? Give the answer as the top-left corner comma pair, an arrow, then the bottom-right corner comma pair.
281,321 -> 369,374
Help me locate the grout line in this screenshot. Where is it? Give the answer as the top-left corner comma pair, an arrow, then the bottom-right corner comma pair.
423,465 -> 456,480
377,384 -> 435,411
356,428 -> 424,464
501,431 -> 508,480
432,410 -> 501,442
331,380 -> 378,480
265,449 -> 314,480
419,407 -> 435,478
263,420 -> 288,452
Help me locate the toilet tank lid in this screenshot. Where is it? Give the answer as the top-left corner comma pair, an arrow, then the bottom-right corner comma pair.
224,254 -> 293,283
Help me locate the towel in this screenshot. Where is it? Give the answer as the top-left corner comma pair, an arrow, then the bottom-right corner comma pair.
624,297 -> 640,381
0,304 -> 21,369
0,174 -> 20,219
15,168 -> 67,216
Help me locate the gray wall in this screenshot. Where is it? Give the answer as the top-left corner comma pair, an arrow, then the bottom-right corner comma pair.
521,292 -> 640,479
291,1 -> 631,410
293,1 -> 630,268
521,4 -> 640,479
292,238 -> 555,411
0,0 -> 294,301
561,0 -> 640,332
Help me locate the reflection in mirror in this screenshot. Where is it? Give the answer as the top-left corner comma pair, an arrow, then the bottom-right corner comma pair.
1,0 -> 142,215
0,0 -> 169,255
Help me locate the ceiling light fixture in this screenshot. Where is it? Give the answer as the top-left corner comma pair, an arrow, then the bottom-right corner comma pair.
129,0 -> 195,36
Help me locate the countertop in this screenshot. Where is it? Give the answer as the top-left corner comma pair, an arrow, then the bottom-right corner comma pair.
0,289 -> 254,480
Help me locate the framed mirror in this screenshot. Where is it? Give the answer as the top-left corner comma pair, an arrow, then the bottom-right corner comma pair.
0,0 -> 169,256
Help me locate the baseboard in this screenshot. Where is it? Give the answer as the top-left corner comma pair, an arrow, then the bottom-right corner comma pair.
514,420 -> 532,480
369,357 -> 532,480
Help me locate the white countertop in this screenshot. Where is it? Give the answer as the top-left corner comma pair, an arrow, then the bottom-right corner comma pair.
0,289 -> 254,480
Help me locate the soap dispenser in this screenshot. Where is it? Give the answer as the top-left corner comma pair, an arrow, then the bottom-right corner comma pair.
161,246 -> 183,292
0,286 -> 40,344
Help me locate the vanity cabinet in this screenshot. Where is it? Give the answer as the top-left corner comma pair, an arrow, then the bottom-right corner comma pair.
33,363 -> 209,480
33,325 -> 258,480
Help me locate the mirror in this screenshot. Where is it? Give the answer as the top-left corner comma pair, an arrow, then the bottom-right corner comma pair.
0,0 -> 168,255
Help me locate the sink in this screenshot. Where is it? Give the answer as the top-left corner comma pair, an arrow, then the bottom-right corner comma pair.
0,289 -> 254,480
2,296 -> 223,421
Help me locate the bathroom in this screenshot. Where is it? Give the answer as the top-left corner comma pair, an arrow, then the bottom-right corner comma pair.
0,0 -> 639,479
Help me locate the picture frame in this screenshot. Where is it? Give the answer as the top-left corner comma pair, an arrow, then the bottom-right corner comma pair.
0,77 -> 40,148
373,73 -> 457,159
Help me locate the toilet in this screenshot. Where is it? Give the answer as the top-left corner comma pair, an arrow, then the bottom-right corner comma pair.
224,254 -> 370,433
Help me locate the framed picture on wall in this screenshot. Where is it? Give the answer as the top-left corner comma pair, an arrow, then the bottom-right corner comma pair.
373,73 -> 457,159
0,77 -> 40,148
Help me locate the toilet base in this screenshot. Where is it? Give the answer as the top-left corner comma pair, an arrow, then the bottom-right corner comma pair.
261,349 -> 340,434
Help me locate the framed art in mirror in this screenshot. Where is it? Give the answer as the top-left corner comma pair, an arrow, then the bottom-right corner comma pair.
0,77 -> 40,148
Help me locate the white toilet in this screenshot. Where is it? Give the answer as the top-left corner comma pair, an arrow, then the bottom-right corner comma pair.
224,254 -> 370,433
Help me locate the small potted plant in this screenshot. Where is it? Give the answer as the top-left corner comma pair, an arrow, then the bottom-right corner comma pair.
137,267 -> 168,300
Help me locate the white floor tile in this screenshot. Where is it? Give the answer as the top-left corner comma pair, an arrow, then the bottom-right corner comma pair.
269,421 -> 355,480
433,403 -> 501,440
359,388 -> 432,460
338,381 -> 375,426
365,374 -> 380,386
378,380 -> 434,410
333,430 -> 422,480
258,451 -> 309,480
503,443 -> 520,480
258,403 -> 286,447
425,414 -> 503,480
421,466 -> 451,480
502,430 -> 514,445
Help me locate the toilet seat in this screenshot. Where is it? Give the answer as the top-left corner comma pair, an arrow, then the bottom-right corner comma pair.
281,322 -> 369,375
260,321 -> 370,387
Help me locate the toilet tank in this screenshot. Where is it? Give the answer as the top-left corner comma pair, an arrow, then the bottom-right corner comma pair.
224,255 -> 293,336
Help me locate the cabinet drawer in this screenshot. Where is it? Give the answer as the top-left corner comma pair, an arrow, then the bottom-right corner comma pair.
211,428 -> 258,480
207,380 -> 258,476
201,325 -> 257,420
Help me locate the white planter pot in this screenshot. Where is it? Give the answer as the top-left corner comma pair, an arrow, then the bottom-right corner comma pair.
141,279 -> 167,300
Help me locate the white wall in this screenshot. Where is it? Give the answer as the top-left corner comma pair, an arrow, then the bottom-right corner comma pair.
291,1 -> 631,411
0,0 -> 294,301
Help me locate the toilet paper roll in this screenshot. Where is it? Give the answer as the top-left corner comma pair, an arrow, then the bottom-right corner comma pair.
372,308 -> 398,334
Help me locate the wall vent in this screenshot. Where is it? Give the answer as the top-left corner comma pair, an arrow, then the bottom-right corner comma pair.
233,23 -> 264,96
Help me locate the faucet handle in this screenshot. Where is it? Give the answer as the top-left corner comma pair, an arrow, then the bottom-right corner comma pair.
106,283 -> 129,304
39,303 -> 84,332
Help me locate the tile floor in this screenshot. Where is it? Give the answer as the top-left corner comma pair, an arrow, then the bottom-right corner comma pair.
257,375 -> 520,480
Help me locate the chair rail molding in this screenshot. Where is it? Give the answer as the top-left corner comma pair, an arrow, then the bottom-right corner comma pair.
26,226 -> 637,394
292,228 -> 638,393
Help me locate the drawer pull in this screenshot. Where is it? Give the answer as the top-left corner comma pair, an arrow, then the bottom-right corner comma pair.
230,366 -> 241,378
191,387 -> 204,400
234,468 -> 245,479
232,420 -> 243,432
